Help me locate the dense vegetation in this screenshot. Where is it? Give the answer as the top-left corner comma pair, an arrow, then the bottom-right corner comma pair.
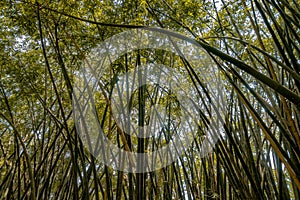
0,0 -> 300,199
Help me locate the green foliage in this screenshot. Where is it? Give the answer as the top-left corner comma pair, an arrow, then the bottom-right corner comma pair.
0,0 -> 300,199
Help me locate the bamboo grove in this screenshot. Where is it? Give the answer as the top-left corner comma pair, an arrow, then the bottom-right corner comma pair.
0,0 -> 300,199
